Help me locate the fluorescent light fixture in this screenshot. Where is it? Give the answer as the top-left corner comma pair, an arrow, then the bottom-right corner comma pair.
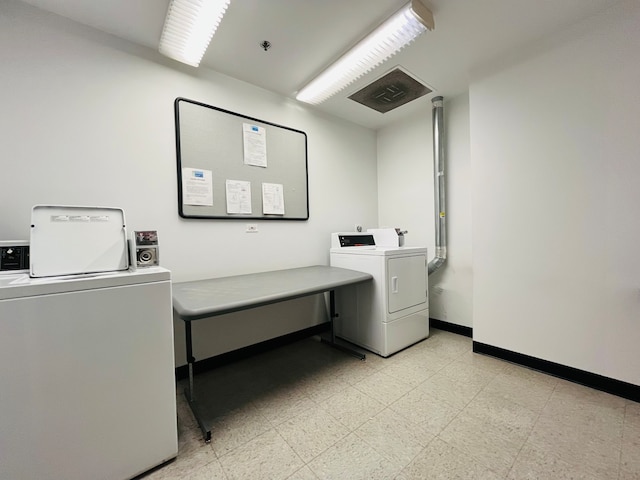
159,0 -> 232,67
296,0 -> 434,105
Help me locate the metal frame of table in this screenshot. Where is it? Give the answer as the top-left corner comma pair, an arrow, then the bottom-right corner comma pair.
172,265 -> 373,442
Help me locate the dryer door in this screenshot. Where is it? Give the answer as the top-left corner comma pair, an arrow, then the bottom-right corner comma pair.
387,255 -> 427,314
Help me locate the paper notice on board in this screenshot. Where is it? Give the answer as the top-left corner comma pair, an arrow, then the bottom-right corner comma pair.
243,123 -> 267,167
182,168 -> 213,206
262,182 -> 284,215
226,179 -> 252,214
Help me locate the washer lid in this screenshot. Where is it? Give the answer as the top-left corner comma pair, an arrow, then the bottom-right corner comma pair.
30,205 -> 129,277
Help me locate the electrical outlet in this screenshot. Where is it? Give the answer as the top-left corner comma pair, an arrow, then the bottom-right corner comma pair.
246,224 -> 258,233
355,224 -> 363,232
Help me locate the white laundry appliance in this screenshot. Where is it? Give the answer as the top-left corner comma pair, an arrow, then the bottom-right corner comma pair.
330,232 -> 429,357
0,205 -> 177,480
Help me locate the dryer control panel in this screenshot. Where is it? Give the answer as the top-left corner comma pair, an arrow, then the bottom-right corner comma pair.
0,241 -> 29,273
331,232 -> 375,248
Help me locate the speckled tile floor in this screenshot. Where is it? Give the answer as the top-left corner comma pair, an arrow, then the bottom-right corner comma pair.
142,329 -> 640,480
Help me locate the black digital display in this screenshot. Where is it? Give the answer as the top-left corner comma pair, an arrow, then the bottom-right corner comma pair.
0,245 -> 30,271
338,235 -> 376,247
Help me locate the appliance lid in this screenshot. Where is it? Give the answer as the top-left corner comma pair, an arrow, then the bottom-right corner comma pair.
29,205 -> 129,278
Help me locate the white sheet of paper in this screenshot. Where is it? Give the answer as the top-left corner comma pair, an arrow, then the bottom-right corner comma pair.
182,168 -> 213,206
243,123 -> 267,167
226,179 -> 252,214
262,182 -> 284,215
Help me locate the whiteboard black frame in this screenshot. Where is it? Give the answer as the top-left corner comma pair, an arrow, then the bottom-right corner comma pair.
174,97 -> 309,221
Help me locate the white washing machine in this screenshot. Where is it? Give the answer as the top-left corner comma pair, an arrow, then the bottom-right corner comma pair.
0,206 -> 177,480
330,232 -> 429,357
0,268 -> 178,480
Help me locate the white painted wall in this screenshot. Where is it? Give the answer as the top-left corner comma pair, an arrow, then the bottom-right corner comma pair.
470,1 -> 640,384
376,104 -> 432,246
377,94 -> 473,327
0,0 -> 379,366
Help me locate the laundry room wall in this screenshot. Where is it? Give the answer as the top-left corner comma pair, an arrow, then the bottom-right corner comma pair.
0,0 -> 379,366
470,0 -> 640,385
377,94 -> 473,328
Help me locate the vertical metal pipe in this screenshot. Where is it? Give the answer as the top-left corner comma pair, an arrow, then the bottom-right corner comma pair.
428,96 -> 447,275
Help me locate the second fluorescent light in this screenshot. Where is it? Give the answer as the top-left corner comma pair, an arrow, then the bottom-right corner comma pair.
296,0 -> 434,105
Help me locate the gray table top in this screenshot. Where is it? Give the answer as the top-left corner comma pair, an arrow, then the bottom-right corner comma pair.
172,265 -> 372,321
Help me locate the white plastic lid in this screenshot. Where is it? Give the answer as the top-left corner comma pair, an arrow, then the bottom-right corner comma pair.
30,205 -> 129,277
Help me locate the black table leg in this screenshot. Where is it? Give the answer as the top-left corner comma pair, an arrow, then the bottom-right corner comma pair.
321,290 -> 365,360
183,320 -> 212,443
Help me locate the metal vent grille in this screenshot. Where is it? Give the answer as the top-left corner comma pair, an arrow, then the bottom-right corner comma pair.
348,68 -> 432,113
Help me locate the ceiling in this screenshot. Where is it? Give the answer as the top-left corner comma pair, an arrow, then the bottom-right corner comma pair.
21,0 -> 621,129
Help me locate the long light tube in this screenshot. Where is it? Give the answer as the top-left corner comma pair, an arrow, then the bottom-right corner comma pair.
296,0 -> 434,105
159,0 -> 232,67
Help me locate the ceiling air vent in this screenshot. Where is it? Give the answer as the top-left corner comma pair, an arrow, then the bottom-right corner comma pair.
348,67 -> 432,113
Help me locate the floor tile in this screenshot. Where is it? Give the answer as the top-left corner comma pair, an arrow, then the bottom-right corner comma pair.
465,387 -> 539,440
295,368 -> 352,404
619,470 -> 640,480
416,330 -> 472,359
627,401 -> 640,418
208,403 -> 272,457
455,350 -> 511,375
507,442 -> 601,480
328,355 -> 378,385
157,330 -> 635,480
526,414 -> 621,479
624,401 -> 640,442
251,382 -> 317,427
501,362 -> 559,388
286,466 -> 319,480
319,385 -> 386,430
185,372 -> 257,420
218,429 -> 304,480
307,432 -> 401,480
143,443 -> 217,480
554,378 -> 628,409
389,386 -> 461,436
379,352 -> 441,387
622,446 -> 640,478
355,407 -> 434,469
176,424 -> 209,458
481,365 -> 556,413
439,409 -> 526,476
438,359 -> 499,390
353,369 -> 414,405
400,438 -> 502,480
622,404 -> 640,475
541,386 -> 625,445
176,390 -> 198,429
416,371 -> 485,410
355,349 -> 390,371
275,406 -> 350,463
182,459 -> 229,480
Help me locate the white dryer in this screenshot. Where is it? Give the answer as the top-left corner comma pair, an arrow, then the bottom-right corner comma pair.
330,232 -> 429,357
